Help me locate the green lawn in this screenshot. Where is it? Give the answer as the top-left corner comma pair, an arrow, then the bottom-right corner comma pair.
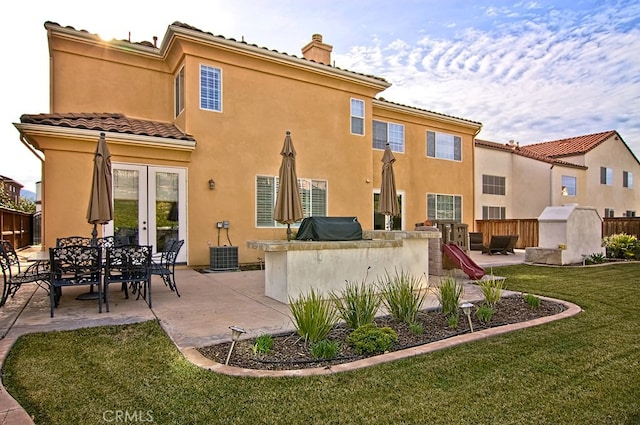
3,263 -> 640,424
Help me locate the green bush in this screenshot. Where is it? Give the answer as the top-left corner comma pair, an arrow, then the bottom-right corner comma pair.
475,305 -> 494,323
311,339 -> 340,359
378,269 -> 428,325
331,279 -> 381,330
524,294 -> 541,309
436,276 -> 463,317
602,233 -> 640,260
346,324 -> 397,355
479,277 -> 504,306
447,314 -> 459,329
585,252 -> 607,264
289,289 -> 339,345
409,322 -> 424,335
252,334 -> 274,356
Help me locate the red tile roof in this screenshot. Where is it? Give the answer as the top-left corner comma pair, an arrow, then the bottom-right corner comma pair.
475,139 -> 587,169
524,130 -> 617,158
20,113 -> 195,141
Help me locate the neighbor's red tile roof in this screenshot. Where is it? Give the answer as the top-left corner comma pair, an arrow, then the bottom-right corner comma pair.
475,139 -> 587,169
524,130 -> 617,158
20,113 -> 195,141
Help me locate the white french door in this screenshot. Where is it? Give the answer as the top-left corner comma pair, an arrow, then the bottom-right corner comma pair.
105,164 -> 187,262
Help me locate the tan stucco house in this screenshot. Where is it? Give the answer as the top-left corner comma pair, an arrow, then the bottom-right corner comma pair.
14,21 -> 482,266
475,130 -> 640,220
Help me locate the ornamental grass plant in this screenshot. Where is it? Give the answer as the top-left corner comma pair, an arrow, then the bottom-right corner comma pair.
378,269 -> 428,325
330,277 -> 381,330
288,288 -> 338,345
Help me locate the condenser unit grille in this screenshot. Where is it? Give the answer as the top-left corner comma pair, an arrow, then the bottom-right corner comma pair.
210,246 -> 239,271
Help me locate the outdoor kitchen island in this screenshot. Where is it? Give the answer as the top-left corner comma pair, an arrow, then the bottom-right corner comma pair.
247,229 -> 440,304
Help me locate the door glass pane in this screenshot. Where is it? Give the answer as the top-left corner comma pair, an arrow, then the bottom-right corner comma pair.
155,172 -> 179,251
113,169 -> 140,244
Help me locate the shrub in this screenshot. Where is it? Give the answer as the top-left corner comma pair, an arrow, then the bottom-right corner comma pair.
311,339 -> 340,359
409,322 -> 424,335
289,289 -> 339,345
447,314 -> 459,329
251,334 -> 274,356
331,279 -> 381,330
479,277 -> 504,307
378,269 -> 428,325
436,276 -> 463,317
346,324 -> 397,355
602,233 -> 640,260
475,305 -> 494,323
524,294 -> 541,309
584,252 -> 607,264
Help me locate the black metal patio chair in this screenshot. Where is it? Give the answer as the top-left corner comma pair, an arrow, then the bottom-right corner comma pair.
0,240 -> 50,307
49,245 -> 103,317
151,239 -> 184,297
103,245 -> 153,311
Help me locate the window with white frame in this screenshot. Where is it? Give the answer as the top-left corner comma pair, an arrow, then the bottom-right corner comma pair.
200,64 -> 222,112
600,167 -> 613,185
351,98 -> 364,135
482,206 -> 506,220
427,193 -> 462,223
482,175 -> 506,195
373,120 -> 404,152
174,66 -> 185,117
426,131 -> 461,161
256,176 -> 327,227
561,175 -> 577,196
623,171 -> 633,188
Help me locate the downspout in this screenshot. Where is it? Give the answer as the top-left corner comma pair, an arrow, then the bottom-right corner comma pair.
549,164 -> 554,206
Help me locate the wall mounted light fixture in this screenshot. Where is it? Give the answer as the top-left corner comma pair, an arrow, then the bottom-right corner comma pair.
208,179 -> 216,190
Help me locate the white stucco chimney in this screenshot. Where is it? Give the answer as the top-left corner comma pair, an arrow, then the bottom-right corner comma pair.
301,34 -> 333,65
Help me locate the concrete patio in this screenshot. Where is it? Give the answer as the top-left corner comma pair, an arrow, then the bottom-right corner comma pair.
0,248 -> 529,424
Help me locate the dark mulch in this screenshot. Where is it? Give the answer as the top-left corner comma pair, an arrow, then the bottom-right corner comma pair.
197,294 -> 566,371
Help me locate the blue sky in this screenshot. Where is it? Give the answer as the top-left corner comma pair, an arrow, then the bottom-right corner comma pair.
1,0 -> 639,191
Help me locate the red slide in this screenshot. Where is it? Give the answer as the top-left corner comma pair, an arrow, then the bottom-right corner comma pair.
442,243 -> 486,280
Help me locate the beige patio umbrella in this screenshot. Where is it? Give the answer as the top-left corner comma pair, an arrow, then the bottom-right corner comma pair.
86,132 -> 113,243
274,131 -> 303,240
378,143 -> 399,230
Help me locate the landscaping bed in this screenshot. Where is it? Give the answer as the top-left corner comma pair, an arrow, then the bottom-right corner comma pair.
197,294 -> 565,371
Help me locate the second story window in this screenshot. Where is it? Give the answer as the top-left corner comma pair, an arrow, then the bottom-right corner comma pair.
200,64 -> 222,112
427,131 -> 461,161
373,120 -> 404,152
623,171 -> 633,188
482,175 -> 506,195
350,98 -> 364,135
562,176 -> 577,196
600,167 -> 613,185
174,67 -> 184,117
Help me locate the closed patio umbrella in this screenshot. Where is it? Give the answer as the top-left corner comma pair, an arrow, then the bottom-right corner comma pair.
378,143 -> 399,230
86,132 -> 113,243
274,131 -> 303,240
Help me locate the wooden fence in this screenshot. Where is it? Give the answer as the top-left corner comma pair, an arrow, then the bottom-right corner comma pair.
475,217 -> 640,249
475,219 -> 538,249
0,207 -> 34,249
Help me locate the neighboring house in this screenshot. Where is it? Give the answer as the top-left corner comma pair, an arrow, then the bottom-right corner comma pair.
0,175 -> 23,204
475,130 -> 640,220
14,21 -> 481,266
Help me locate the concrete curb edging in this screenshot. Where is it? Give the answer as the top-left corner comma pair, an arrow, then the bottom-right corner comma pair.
181,295 -> 582,378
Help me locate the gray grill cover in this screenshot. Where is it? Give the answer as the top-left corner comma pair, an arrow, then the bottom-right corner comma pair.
296,217 -> 362,241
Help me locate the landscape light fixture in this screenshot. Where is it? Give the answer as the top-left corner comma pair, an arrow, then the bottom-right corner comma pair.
460,302 -> 474,333
225,325 -> 246,365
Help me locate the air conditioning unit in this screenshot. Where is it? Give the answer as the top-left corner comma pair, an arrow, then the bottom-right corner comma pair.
209,246 -> 239,272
